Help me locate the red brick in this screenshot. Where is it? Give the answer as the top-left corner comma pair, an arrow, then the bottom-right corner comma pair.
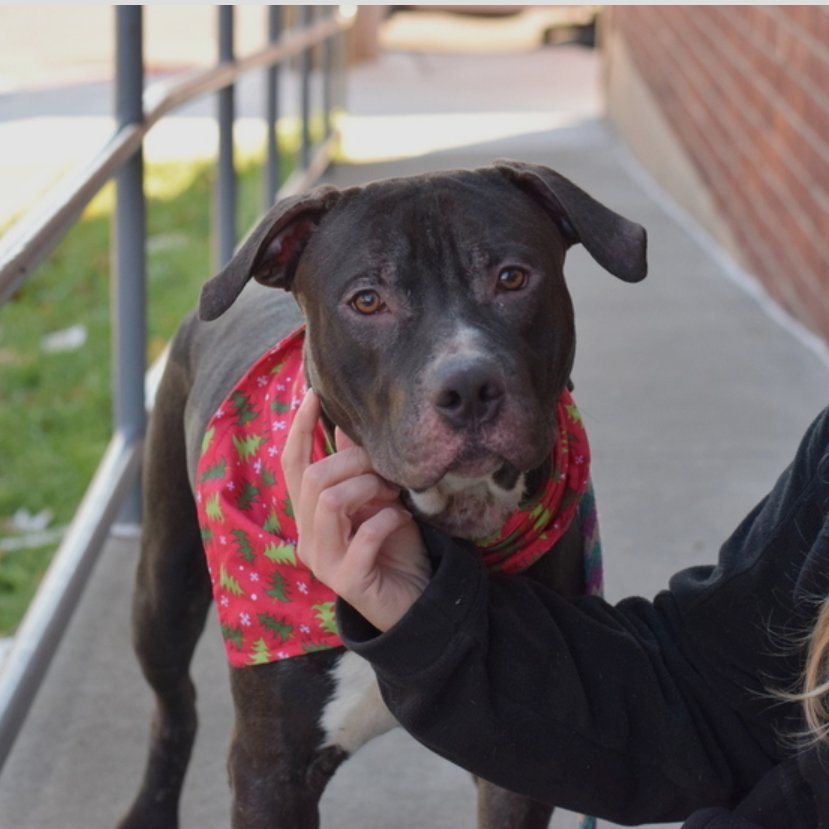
610,5 -> 829,340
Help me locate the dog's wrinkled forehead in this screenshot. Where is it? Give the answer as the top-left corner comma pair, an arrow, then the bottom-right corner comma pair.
295,171 -> 565,295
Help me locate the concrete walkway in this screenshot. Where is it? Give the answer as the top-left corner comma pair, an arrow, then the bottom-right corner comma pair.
2,29 -> 829,829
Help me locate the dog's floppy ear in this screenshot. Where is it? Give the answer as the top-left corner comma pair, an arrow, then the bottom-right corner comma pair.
199,185 -> 342,321
493,159 -> 647,283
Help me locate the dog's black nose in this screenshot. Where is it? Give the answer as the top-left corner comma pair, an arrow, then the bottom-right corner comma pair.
433,362 -> 505,428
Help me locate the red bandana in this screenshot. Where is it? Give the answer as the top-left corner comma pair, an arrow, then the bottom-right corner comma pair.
477,394 -> 590,574
196,326 -> 598,667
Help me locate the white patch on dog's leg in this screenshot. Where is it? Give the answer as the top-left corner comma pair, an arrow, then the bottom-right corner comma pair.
320,651 -> 398,755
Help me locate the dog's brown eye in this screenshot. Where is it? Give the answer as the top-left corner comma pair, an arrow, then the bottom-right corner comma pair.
497,267 -> 529,292
350,289 -> 384,315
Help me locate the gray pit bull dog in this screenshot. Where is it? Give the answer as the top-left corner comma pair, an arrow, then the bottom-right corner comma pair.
118,160 -> 646,829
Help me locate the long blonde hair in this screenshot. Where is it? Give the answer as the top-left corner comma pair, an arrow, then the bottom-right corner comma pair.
801,596 -> 829,742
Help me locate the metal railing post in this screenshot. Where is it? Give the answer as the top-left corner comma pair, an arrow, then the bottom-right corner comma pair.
300,5 -> 313,169
322,7 -> 334,139
216,6 -> 236,268
328,7 -> 348,135
264,6 -> 282,211
112,6 -> 146,525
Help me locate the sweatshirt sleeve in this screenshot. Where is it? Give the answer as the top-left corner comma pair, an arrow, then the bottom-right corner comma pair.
337,515 -> 823,825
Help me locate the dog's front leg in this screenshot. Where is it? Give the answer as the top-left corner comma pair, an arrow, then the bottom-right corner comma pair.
228,651 -> 348,828
477,779 -> 555,829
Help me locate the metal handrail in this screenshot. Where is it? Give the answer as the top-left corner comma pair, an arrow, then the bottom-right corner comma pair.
0,4 -> 352,773
0,9 -> 349,306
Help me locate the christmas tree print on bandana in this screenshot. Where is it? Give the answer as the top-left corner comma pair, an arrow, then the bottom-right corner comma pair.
196,326 -> 602,668
196,326 -> 340,667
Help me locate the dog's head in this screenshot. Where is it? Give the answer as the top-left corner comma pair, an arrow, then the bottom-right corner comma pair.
200,161 -> 647,538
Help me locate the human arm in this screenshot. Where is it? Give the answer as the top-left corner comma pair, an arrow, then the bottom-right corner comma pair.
336,528 -> 784,824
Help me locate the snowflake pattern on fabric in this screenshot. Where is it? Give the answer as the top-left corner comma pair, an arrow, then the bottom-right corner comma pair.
196,326 -> 602,668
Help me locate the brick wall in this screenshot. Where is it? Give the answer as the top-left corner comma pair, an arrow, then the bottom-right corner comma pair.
604,6 -> 829,342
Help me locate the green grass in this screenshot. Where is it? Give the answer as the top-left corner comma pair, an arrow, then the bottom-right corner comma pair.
0,142 -> 303,635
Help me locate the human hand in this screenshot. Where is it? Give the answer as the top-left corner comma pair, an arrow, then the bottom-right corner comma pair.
282,390 -> 431,632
